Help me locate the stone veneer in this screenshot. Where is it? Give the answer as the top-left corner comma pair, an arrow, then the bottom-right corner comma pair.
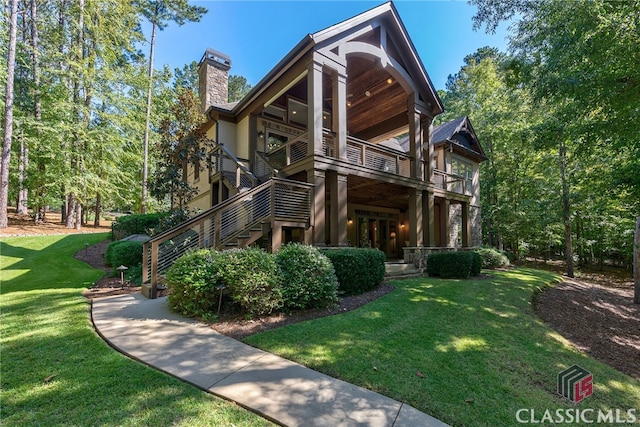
198,49 -> 231,112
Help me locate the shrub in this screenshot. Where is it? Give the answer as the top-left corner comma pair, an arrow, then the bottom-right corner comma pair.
427,251 -> 472,279
276,243 -> 338,310
166,249 -> 220,318
105,240 -> 143,268
469,251 -> 483,276
476,247 -> 511,269
216,247 -> 283,317
322,248 -> 385,295
112,213 -> 167,240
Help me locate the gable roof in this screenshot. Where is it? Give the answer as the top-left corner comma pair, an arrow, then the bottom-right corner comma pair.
432,116 -> 487,161
214,1 -> 443,117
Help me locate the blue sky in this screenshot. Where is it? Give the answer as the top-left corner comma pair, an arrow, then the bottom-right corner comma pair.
146,1 -> 512,91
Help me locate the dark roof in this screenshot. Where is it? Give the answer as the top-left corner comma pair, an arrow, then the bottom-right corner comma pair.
431,116 -> 466,145
431,116 -> 487,161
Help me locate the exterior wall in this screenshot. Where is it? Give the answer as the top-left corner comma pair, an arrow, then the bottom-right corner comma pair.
449,203 -> 462,248
235,116 -> 250,160
470,205 -> 482,247
218,121 -> 237,152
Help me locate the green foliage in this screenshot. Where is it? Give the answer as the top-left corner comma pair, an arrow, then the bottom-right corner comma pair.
147,208 -> 192,236
166,249 -> 219,318
275,243 -> 338,311
216,247 -> 282,317
245,269 -> 640,427
112,213 -> 167,239
105,241 -> 143,269
469,251 -> 483,276
427,251 -> 482,279
322,248 -> 385,295
0,235 -> 268,426
476,247 -> 511,269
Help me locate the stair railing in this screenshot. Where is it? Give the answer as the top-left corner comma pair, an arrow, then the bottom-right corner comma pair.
142,177 -> 313,297
210,144 -> 258,190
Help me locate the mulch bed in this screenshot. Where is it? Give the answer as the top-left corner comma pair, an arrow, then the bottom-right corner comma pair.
76,239 -> 639,380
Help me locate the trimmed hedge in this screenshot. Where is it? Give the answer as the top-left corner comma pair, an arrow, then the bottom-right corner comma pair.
112,213 -> 167,240
216,247 -> 283,317
105,240 -> 143,268
322,248 -> 385,295
166,249 -> 220,319
476,247 -> 511,269
427,251 -> 482,279
276,243 -> 338,310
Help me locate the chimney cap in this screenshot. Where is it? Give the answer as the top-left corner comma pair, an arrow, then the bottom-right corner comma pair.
199,48 -> 231,70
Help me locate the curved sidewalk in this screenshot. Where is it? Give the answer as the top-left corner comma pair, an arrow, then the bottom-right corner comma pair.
92,293 -> 449,427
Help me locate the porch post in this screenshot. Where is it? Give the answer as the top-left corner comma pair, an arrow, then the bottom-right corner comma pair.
271,222 -> 283,252
408,188 -> 423,247
426,192 -> 436,246
462,202 -> 471,247
424,116 -> 434,183
332,70 -> 348,161
309,169 -> 326,246
329,172 -> 348,246
407,102 -> 423,179
442,199 -> 450,247
308,58 -> 325,156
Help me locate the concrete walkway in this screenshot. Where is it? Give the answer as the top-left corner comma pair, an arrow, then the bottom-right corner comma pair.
92,294 -> 449,427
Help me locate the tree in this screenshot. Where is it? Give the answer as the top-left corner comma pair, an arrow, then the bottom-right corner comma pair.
470,0 -> 640,274
132,0 -> 207,214
228,75 -> 252,103
152,88 -> 212,209
1,0 -> 19,229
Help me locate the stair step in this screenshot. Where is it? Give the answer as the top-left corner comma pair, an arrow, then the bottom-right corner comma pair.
385,262 -> 421,277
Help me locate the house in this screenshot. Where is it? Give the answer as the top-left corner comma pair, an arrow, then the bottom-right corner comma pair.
142,1 -> 486,296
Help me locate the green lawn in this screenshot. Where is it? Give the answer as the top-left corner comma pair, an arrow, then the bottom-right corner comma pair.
246,269 -> 640,427
0,234 -> 273,427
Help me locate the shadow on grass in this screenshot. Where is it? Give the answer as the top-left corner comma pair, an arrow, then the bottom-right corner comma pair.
0,234 -> 108,294
245,268 -> 640,427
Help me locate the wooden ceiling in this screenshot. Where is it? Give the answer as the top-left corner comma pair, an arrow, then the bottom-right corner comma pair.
337,175 -> 410,211
343,56 -> 408,139
272,56 -> 409,141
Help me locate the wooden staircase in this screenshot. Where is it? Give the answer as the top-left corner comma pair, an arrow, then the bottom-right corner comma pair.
142,178 -> 314,296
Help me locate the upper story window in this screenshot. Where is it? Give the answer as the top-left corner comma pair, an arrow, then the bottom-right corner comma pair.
451,157 -> 473,194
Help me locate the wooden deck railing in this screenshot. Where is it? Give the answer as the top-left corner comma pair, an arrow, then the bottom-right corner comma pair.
142,178 -> 313,296
433,169 -> 468,195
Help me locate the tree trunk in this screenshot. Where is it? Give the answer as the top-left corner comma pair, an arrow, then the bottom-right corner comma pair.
75,203 -> 82,230
141,21 -> 157,214
17,133 -> 28,215
94,192 -> 101,227
0,0 -> 20,229
559,140 -> 574,278
66,193 -> 76,228
634,216 -> 639,304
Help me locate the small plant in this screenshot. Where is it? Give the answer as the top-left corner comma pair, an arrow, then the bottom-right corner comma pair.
476,247 -> 511,269
276,243 -> 338,310
322,248 -> 385,295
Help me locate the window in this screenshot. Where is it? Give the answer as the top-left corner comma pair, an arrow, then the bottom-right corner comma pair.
451,158 -> 473,194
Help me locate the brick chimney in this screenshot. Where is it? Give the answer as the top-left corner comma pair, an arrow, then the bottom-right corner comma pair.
198,48 -> 232,113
